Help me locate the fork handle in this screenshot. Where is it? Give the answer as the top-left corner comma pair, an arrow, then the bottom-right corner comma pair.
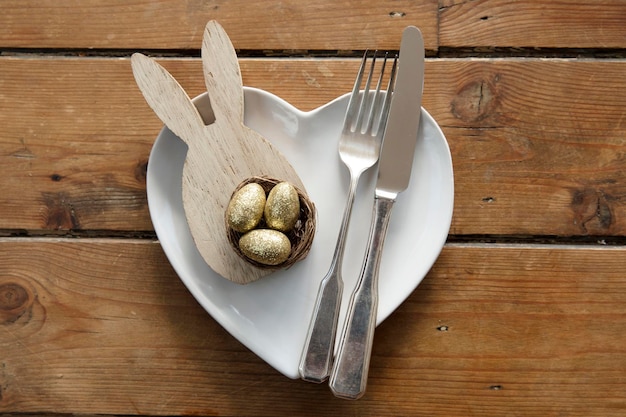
299,173 -> 360,382
329,193 -> 395,400
298,268 -> 343,382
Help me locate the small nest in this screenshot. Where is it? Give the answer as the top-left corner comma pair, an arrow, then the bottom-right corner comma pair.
225,176 -> 316,270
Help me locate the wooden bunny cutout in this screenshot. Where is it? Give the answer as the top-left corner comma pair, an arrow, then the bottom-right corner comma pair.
132,20 -> 308,284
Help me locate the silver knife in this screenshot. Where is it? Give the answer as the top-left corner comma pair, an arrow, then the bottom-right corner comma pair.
328,25 -> 425,400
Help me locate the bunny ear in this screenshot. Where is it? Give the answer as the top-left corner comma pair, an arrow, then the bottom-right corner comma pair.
131,53 -> 205,143
202,21 -> 244,123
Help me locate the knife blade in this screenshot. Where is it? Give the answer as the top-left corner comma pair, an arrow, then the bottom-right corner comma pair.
328,25 -> 425,400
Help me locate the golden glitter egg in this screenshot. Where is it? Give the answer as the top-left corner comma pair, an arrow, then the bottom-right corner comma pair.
264,182 -> 300,232
239,229 -> 291,266
226,183 -> 266,233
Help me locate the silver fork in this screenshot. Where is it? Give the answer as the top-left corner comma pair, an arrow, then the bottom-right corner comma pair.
299,51 -> 398,383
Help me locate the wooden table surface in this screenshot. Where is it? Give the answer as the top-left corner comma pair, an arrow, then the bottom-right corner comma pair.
2,1 -> 626,416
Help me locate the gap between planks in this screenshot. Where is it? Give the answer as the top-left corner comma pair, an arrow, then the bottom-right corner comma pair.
2,47 -> 626,59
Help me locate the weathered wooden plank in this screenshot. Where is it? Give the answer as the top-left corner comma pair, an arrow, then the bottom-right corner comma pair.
440,0 -> 626,49
1,239 -> 625,416
0,0 -> 438,51
427,58 -> 626,236
2,57 -> 626,236
0,57 -> 154,232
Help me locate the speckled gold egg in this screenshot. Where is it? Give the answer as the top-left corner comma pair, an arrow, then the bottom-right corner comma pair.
226,183 -> 266,233
264,182 -> 300,232
239,229 -> 291,265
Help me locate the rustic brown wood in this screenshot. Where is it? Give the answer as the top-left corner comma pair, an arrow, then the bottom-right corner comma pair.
0,57 -> 154,232
2,57 -> 626,236
426,58 -> 626,237
1,240 -> 625,416
440,0 -> 626,49
0,0 -> 438,51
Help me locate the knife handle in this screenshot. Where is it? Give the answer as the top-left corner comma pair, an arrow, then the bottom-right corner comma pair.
329,193 -> 395,400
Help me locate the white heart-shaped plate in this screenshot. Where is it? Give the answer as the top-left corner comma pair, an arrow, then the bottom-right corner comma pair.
147,87 -> 454,379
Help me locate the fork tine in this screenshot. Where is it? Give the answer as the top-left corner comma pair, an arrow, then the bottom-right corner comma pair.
343,50 -> 368,133
365,52 -> 389,135
355,51 -> 377,133
343,50 -> 396,137
376,54 -> 398,137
